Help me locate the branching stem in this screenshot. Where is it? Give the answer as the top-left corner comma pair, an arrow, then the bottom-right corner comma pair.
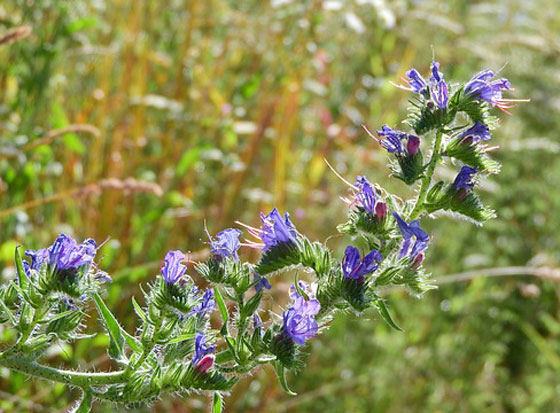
408,129 -> 443,220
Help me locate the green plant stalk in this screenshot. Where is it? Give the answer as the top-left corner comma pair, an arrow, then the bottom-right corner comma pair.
129,343 -> 154,371
408,129 -> 444,221
0,356 -> 127,387
16,301 -> 51,348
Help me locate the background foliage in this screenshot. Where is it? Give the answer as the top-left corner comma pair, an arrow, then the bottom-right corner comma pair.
1,0 -> 559,411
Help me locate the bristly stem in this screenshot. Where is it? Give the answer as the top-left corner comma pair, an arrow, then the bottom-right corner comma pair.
0,356 -> 127,387
408,129 -> 443,220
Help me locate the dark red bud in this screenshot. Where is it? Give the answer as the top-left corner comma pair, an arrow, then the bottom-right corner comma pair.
375,202 -> 387,220
412,253 -> 424,270
196,354 -> 215,373
459,136 -> 474,147
456,188 -> 468,201
427,101 -> 435,109
407,136 -> 420,156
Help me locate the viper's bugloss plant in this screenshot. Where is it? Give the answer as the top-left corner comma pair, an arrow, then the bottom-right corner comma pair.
0,61 -> 525,412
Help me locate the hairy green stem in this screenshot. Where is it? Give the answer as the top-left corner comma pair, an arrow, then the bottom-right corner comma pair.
408,129 -> 443,220
0,356 -> 127,387
75,389 -> 93,413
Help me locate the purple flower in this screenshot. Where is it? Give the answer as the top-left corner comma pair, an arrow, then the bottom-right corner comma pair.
465,69 -> 513,112
161,250 -> 187,284
354,176 -> 377,214
458,121 -> 491,143
25,248 -> 48,271
191,332 -> 216,365
94,271 -> 113,284
253,313 -> 263,329
238,208 -> 298,252
282,291 -> 321,345
190,289 -> 215,317
405,68 -> 428,94
376,125 -> 420,156
255,276 -> 272,292
453,166 -> 477,189
210,228 -> 242,260
49,235 -> 97,271
342,246 -> 382,280
392,213 -> 430,260
25,234 -> 97,273
260,209 -> 297,251
429,61 -> 449,109
377,125 -> 406,154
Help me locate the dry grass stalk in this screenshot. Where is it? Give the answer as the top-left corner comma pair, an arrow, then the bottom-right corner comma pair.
0,26 -> 32,45
0,178 -> 163,220
22,124 -> 101,151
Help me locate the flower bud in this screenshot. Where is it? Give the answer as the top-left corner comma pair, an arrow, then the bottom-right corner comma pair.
196,354 -> 215,374
375,202 -> 387,220
456,187 -> 468,201
407,136 -> 420,156
411,253 -> 424,270
271,331 -> 297,367
459,136 -> 474,147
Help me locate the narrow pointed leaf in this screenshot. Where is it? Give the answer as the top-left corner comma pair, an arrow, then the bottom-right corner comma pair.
15,246 -> 29,289
167,333 -> 196,344
375,299 -> 403,331
93,293 -> 142,359
132,296 -> 148,324
213,286 -> 229,335
273,361 -> 297,396
212,392 -> 223,413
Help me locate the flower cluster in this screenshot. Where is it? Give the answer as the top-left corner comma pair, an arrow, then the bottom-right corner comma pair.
25,233 -> 98,274
0,60 -> 521,411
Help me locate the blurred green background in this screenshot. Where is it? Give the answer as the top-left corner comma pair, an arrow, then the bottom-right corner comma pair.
1,0 -> 559,411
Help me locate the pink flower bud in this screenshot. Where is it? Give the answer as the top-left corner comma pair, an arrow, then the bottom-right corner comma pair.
407,136 -> 420,156
459,136 -> 474,147
196,354 -> 215,373
455,188 -> 468,201
412,253 -> 424,270
375,202 -> 387,220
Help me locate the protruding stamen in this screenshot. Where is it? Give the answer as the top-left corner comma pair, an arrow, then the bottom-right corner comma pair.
324,158 -> 357,189
361,124 -> 380,143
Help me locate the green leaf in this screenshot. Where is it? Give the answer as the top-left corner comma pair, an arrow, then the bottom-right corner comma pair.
224,336 -> 239,363
273,361 -> 297,396
14,246 -> 28,289
131,296 -> 148,324
49,103 -> 85,154
167,333 -> 196,344
375,299 -> 403,331
425,182 -> 496,225
67,16 -> 98,34
212,392 -> 223,413
213,286 -> 229,335
241,291 -> 262,319
93,293 -> 142,360
39,309 -> 75,323
293,274 -> 309,300
443,136 -> 500,174
255,242 -> 301,276
176,148 -> 202,176
0,298 -> 16,325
